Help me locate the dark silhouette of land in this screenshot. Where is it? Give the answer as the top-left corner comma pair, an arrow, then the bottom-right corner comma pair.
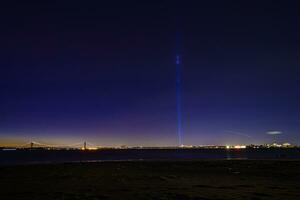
1,160 -> 300,199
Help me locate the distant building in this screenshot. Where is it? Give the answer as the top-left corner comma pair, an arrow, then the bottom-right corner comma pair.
282,143 -> 292,148
264,142 -> 293,148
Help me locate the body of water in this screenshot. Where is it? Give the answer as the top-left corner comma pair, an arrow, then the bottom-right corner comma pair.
1,148 -> 300,165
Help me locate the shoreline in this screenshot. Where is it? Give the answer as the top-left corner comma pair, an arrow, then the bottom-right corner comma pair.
2,158 -> 300,166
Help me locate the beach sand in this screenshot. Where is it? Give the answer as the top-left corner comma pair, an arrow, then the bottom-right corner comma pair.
0,160 -> 300,199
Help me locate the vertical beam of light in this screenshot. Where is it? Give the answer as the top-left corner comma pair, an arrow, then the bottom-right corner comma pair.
176,54 -> 183,146
175,12 -> 183,146
176,15 -> 183,146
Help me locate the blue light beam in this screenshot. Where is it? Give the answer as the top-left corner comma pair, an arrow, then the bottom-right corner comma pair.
176,54 -> 183,146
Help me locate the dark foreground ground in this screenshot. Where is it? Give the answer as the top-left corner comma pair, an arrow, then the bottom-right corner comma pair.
1,160 -> 300,200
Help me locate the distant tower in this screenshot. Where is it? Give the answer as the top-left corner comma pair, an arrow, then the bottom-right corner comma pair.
83,141 -> 87,150
30,142 -> 34,149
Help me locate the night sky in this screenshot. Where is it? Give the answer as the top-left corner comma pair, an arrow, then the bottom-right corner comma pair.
1,1 -> 300,146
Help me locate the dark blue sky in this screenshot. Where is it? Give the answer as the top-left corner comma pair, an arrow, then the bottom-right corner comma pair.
0,1 -> 300,146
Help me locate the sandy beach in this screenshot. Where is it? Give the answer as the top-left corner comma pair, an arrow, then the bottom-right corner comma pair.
1,160 -> 300,199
